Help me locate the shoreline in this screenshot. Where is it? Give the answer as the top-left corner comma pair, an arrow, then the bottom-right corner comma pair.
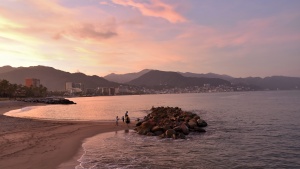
0,100 -> 134,169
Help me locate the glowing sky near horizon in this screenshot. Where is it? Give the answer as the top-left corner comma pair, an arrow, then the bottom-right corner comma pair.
0,0 -> 300,77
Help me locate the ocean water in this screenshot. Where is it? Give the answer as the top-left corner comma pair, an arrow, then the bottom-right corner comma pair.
5,91 -> 300,168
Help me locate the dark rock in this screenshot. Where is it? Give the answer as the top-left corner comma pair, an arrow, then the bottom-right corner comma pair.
188,119 -> 197,129
180,123 -> 189,135
162,125 -> 171,131
165,129 -> 176,138
194,127 -> 206,132
136,121 -> 156,135
146,132 -> 155,136
193,115 -> 201,121
184,116 -> 191,122
138,130 -> 147,135
159,133 -> 166,138
178,133 -> 186,139
154,130 -> 164,136
136,121 -> 143,127
151,126 -> 164,132
197,119 -> 208,127
173,126 -> 182,132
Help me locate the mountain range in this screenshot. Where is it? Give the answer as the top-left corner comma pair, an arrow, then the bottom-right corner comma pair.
0,66 -> 118,91
106,69 -> 300,90
1,65 -> 300,91
104,69 -> 234,83
127,70 -> 230,88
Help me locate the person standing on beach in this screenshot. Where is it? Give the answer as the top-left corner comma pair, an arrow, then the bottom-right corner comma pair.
116,116 -> 119,126
122,116 -> 124,123
125,114 -> 130,127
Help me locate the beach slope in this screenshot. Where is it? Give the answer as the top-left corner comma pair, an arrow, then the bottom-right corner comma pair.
0,101 -> 132,169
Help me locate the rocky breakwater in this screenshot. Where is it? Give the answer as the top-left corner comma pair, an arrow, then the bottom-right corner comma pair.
22,97 -> 76,104
135,106 -> 207,139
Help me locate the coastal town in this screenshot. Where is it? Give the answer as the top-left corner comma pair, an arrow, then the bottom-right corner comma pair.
0,78 -> 256,99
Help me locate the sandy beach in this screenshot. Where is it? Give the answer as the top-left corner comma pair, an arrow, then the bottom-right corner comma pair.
0,100 -> 134,169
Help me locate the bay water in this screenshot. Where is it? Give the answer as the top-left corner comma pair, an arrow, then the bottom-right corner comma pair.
5,91 -> 300,168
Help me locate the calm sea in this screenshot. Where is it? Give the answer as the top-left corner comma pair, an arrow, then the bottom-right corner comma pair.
5,91 -> 300,169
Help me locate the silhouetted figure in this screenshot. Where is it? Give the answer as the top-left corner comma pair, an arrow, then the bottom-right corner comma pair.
116,116 -> 119,126
125,114 -> 130,127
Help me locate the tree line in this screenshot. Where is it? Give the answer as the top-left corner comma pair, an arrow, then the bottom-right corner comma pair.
0,79 -> 47,98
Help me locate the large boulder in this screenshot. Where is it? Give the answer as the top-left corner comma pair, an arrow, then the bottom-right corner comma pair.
188,119 -> 197,129
180,123 -> 190,135
136,121 -> 156,135
197,119 -> 208,127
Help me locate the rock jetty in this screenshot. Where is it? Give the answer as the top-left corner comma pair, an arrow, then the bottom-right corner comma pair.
135,106 -> 207,139
21,97 -> 76,104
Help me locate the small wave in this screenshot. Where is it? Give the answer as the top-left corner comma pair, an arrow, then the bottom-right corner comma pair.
4,106 -> 36,116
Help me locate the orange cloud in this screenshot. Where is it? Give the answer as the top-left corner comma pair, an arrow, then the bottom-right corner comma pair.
111,0 -> 186,23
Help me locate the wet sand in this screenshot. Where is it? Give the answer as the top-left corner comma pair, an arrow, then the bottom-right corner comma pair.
0,100 -> 134,169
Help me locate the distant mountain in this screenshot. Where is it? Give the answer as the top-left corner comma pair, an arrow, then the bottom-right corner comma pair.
2,65 -> 299,91
0,65 -> 119,91
104,69 -> 151,83
181,71 -> 300,90
0,65 -> 16,74
127,70 -> 231,88
104,69 -> 234,83
231,76 -> 300,90
180,72 -> 234,81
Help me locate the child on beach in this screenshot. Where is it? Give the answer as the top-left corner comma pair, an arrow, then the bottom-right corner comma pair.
116,116 -> 119,126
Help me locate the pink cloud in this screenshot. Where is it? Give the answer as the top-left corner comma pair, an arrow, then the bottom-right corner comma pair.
0,0 -> 119,43
69,22 -> 118,40
111,0 -> 186,23
175,12 -> 300,52
100,1 -> 109,5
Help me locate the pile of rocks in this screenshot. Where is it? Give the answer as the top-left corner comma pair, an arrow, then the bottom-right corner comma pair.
135,106 -> 207,139
22,97 -> 76,104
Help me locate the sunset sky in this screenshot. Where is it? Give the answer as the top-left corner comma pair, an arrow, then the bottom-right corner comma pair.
0,0 -> 300,77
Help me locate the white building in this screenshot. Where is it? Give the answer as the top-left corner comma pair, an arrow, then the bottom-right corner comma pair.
65,82 -> 84,94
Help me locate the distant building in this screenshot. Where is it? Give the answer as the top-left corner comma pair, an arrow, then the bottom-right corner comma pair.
118,85 -> 130,94
96,87 -> 117,96
25,78 -> 40,88
109,87 -> 116,95
102,87 -> 110,95
65,82 -> 84,94
85,88 -> 95,95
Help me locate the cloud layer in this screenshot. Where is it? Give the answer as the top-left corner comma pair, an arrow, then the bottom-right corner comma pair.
111,0 -> 186,23
0,0 -> 300,77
